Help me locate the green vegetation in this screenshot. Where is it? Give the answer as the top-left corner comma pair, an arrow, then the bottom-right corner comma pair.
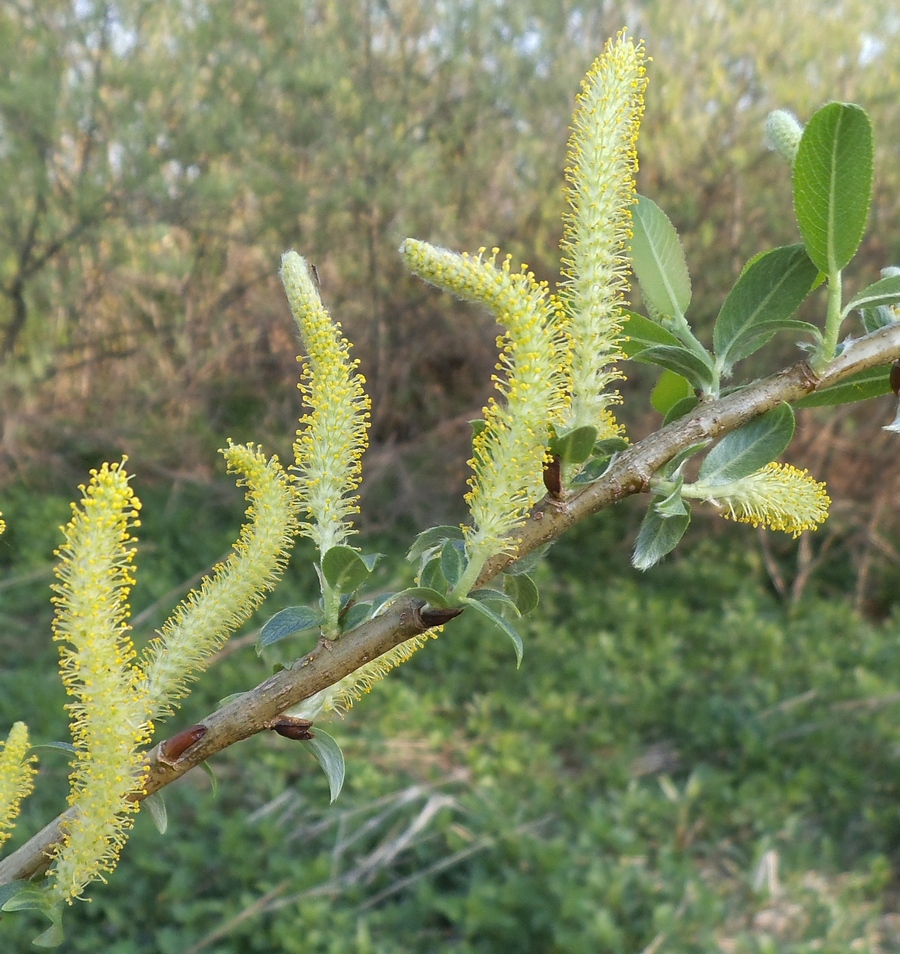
3,493 -> 900,951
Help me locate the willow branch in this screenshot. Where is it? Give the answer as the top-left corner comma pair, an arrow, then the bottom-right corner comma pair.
3,322 -> 899,885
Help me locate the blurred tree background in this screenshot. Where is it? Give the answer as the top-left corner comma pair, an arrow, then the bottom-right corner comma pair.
3,0 -> 900,544
4,2 -> 900,949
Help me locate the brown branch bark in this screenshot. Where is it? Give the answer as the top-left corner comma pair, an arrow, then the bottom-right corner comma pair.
2,322 -> 900,885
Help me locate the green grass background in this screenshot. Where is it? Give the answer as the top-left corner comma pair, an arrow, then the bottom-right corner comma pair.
1,481 -> 899,952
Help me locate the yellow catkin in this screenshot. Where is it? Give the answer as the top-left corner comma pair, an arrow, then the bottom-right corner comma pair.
558,29 -> 648,434
401,240 -> 567,577
49,462 -> 150,903
289,630 -> 442,721
0,722 -> 37,849
696,463 -> 831,538
140,443 -> 299,719
280,251 -> 371,557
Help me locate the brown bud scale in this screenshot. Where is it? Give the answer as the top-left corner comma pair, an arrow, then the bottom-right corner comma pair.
159,724 -> 207,765
268,716 -> 315,742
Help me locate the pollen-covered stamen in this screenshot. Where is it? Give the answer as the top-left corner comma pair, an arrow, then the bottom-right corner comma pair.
288,630 -> 442,722
280,251 -> 371,557
49,461 -> 151,904
558,29 -> 647,435
686,462 -> 831,538
401,241 -> 568,587
140,443 -> 299,719
0,722 -> 37,849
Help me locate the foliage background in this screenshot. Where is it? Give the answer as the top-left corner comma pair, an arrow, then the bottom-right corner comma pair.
3,0 -> 900,949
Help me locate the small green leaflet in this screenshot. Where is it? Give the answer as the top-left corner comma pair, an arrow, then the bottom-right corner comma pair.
858,305 -> 896,334
632,506 -> 691,571
302,730 -> 345,803
321,546 -> 376,592
636,344 -> 715,391
662,395 -> 699,424
463,596 -> 524,667
619,309 -> 685,357
619,309 -> 713,390
698,404 -> 795,484
439,539 -> 466,589
467,586 -> 519,612
407,524 -> 465,565
842,274 -> 900,318
419,555 -> 449,594
257,605 -> 322,650
630,195 -> 692,319
503,573 -> 539,615
713,244 -> 819,373
340,600 -> 375,632
651,369 -> 694,415
387,585 -> 452,608
793,103 -> 873,275
1,883 -> 64,948
143,792 -> 168,835
549,425 -> 598,464
795,365 -> 890,407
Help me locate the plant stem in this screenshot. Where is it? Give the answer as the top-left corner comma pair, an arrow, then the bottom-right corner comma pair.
814,270 -> 844,371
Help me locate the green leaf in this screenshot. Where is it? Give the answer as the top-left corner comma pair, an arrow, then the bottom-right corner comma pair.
407,525 -> 465,564
2,883 -> 65,947
633,506 -> 691,571
418,555 -> 449,594
859,304 -> 896,334
619,309 -> 685,358
439,539 -> 466,589
698,404 -> 795,483
593,437 -> 630,457
32,741 -> 76,756
215,691 -> 247,710
651,369 -> 694,415
2,885 -> 53,913
468,587 -> 520,613
463,597 -> 524,667
199,760 -> 218,796
504,543 -> 552,575
660,442 -> 709,479
795,365 -> 891,406
662,395 -> 699,425
570,437 -> 631,485
571,456 -> 613,484
340,601 -> 374,632
714,244 -> 819,371
32,924 -> 65,949
843,274 -> 900,318
257,606 -> 322,650
302,729 -> 345,804
631,344 -> 715,391
143,791 -> 168,835
0,881 -> 64,947
717,320 -> 818,371
388,585 -> 451,608
793,103 -> 873,274
655,483 -> 688,517
630,194 -> 692,318
504,573 -> 540,615
321,545 -> 371,593
0,881 -> 32,910
549,425 -> 598,464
